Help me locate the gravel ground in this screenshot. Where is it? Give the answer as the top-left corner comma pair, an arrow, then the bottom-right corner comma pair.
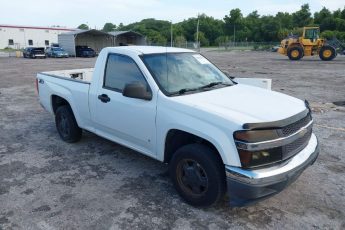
0,52 -> 344,230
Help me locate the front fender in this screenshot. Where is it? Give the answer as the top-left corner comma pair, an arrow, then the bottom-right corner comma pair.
156,106 -> 241,167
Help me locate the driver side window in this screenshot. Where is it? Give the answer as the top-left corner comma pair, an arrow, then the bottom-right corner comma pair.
104,54 -> 147,92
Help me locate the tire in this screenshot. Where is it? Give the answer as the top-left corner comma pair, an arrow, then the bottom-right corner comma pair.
319,45 -> 336,61
287,46 -> 303,60
55,105 -> 82,143
169,144 -> 226,207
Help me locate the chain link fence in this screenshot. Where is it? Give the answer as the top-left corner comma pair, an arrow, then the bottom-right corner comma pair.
217,41 -> 280,51
146,41 -> 201,51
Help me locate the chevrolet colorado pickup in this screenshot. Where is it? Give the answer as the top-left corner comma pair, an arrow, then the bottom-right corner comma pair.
36,46 -> 319,207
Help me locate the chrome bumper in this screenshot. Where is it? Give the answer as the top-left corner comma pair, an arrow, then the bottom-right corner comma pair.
226,134 -> 319,206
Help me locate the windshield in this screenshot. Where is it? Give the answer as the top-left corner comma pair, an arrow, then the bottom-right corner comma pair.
142,53 -> 233,95
52,47 -> 64,51
33,48 -> 44,52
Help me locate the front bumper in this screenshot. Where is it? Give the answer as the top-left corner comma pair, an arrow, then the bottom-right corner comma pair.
226,134 -> 319,206
54,54 -> 69,58
34,54 -> 46,58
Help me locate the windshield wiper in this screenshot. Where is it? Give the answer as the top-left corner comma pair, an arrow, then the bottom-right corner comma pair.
178,87 -> 201,95
170,82 -> 232,96
199,81 -> 232,90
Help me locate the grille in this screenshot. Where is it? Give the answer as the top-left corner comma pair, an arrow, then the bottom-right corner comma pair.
281,114 -> 312,136
283,129 -> 312,160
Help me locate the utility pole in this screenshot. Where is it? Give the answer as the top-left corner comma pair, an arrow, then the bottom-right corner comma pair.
170,21 -> 173,47
196,14 -> 200,49
233,24 -> 236,47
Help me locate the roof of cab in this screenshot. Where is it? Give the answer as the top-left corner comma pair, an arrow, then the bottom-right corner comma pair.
104,46 -> 195,55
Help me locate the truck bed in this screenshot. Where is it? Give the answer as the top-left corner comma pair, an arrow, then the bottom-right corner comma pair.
40,68 -> 94,83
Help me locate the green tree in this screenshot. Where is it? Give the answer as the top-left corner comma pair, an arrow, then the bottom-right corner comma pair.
194,31 -> 209,46
276,12 -> 293,29
174,35 -> 187,46
314,7 -> 332,24
177,14 -> 224,45
277,28 -> 290,40
243,11 -> 261,41
215,36 -> 230,45
102,22 -> 116,32
117,23 -> 124,30
260,16 -> 280,41
341,7 -> 345,20
292,4 -> 312,27
77,24 -> 89,30
224,8 -> 244,38
106,4 -> 345,45
121,18 -> 171,45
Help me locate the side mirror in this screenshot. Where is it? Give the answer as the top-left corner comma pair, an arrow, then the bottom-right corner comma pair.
123,82 -> 152,100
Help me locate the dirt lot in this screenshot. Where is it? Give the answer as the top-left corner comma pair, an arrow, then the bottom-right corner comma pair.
0,52 -> 344,229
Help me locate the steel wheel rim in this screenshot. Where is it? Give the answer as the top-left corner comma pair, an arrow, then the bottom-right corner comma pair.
58,114 -> 70,138
176,159 -> 209,197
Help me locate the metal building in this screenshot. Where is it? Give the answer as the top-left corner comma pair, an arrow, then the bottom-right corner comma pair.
58,29 -> 114,56
0,24 -> 75,49
108,31 -> 146,46
58,30 -> 146,56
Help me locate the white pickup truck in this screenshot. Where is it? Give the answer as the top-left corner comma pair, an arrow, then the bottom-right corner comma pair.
37,46 -> 319,207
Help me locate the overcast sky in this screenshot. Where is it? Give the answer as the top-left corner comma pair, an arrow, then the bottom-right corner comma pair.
1,0 -> 344,28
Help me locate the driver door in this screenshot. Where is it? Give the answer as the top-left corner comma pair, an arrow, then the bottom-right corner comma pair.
92,53 -> 157,157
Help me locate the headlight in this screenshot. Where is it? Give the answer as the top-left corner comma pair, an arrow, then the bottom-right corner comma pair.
234,129 -> 282,168
238,148 -> 282,168
234,130 -> 279,142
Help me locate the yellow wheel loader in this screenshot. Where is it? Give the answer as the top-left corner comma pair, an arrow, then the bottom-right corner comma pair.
278,27 -> 337,61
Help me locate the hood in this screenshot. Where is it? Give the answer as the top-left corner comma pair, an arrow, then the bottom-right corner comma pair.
171,84 -> 306,126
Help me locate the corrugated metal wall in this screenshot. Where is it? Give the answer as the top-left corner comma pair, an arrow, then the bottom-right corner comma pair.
115,34 -> 146,46
58,34 -> 76,56
75,34 -> 113,54
58,31 -> 146,56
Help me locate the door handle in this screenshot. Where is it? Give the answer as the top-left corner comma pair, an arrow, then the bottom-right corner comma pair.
98,94 -> 110,103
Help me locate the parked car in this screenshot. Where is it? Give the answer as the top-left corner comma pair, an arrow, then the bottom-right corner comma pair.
23,47 -> 46,59
36,46 -> 319,207
46,47 -> 69,58
75,46 -> 96,57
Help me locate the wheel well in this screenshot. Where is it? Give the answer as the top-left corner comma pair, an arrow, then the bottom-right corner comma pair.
164,129 -> 222,164
51,95 -> 70,114
288,43 -> 303,50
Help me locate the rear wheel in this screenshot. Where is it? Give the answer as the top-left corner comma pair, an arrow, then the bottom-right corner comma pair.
319,45 -> 336,61
55,105 -> 82,143
169,144 -> 226,207
287,46 -> 303,60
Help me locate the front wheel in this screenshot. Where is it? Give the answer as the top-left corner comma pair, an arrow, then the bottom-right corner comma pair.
55,105 -> 82,143
319,45 -> 336,61
287,46 -> 303,60
169,144 -> 226,207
